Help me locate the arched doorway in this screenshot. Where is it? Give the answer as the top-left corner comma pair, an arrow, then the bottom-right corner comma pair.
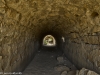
43,35 -> 56,46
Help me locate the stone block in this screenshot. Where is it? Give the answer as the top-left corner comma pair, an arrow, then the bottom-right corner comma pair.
76,68 -> 99,75
70,33 -> 79,39
83,36 -> 99,44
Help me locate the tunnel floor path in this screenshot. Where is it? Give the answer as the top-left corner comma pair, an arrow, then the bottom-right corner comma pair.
22,47 -> 77,75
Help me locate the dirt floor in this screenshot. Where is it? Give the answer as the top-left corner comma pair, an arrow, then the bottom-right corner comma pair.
22,47 -> 77,75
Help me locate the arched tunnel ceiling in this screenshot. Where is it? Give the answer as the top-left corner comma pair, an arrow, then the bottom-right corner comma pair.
2,0 -> 100,38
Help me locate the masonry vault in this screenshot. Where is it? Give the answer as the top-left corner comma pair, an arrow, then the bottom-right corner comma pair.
1,0 -> 100,74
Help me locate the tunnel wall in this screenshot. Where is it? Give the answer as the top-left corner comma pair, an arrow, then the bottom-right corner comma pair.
1,19 -> 36,72
64,33 -> 100,73
0,2 -> 37,73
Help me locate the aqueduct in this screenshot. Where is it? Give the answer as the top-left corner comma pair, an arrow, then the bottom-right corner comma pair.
1,0 -> 100,74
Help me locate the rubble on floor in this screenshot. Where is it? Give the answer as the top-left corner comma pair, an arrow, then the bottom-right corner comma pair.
76,68 -> 99,75
22,50 -> 99,75
56,56 -> 99,75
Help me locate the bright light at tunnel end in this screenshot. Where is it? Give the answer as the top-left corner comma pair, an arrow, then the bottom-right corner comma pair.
43,35 -> 56,47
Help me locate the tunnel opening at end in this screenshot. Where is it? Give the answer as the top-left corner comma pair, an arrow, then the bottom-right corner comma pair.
42,35 -> 56,47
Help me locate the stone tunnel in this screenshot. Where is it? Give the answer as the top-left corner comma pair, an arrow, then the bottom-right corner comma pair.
1,0 -> 100,74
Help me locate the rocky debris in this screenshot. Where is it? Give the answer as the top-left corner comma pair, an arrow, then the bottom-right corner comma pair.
76,68 -> 88,75
61,71 -> 68,75
55,56 -> 77,75
87,70 -> 99,75
60,68 -> 99,75
57,56 -> 77,70
61,70 -> 76,75
56,56 -> 99,75
57,56 -> 77,69
76,68 -> 99,75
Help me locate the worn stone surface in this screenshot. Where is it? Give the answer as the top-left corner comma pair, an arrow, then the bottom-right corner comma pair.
67,71 -> 76,75
76,68 -> 99,75
87,70 -> 99,75
54,65 -> 70,72
0,0 -> 100,74
61,71 -> 68,75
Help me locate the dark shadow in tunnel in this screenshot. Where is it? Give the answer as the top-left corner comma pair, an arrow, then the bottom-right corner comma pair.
22,30 -> 65,72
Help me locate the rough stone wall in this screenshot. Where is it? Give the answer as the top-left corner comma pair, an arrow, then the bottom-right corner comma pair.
1,14 -> 35,72
64,39 -> 100,73
0,0 -> 36,73
62,0 -> 100,73
0,0 -> 100,74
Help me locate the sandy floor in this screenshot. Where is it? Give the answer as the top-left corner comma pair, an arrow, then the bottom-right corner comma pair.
22,47 -> 76,75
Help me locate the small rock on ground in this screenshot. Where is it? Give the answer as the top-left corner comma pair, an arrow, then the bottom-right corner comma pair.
87,70 -> 99,75
57,56 -> 64,63
61,71 -> 68,75
76,68 -> 99,75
